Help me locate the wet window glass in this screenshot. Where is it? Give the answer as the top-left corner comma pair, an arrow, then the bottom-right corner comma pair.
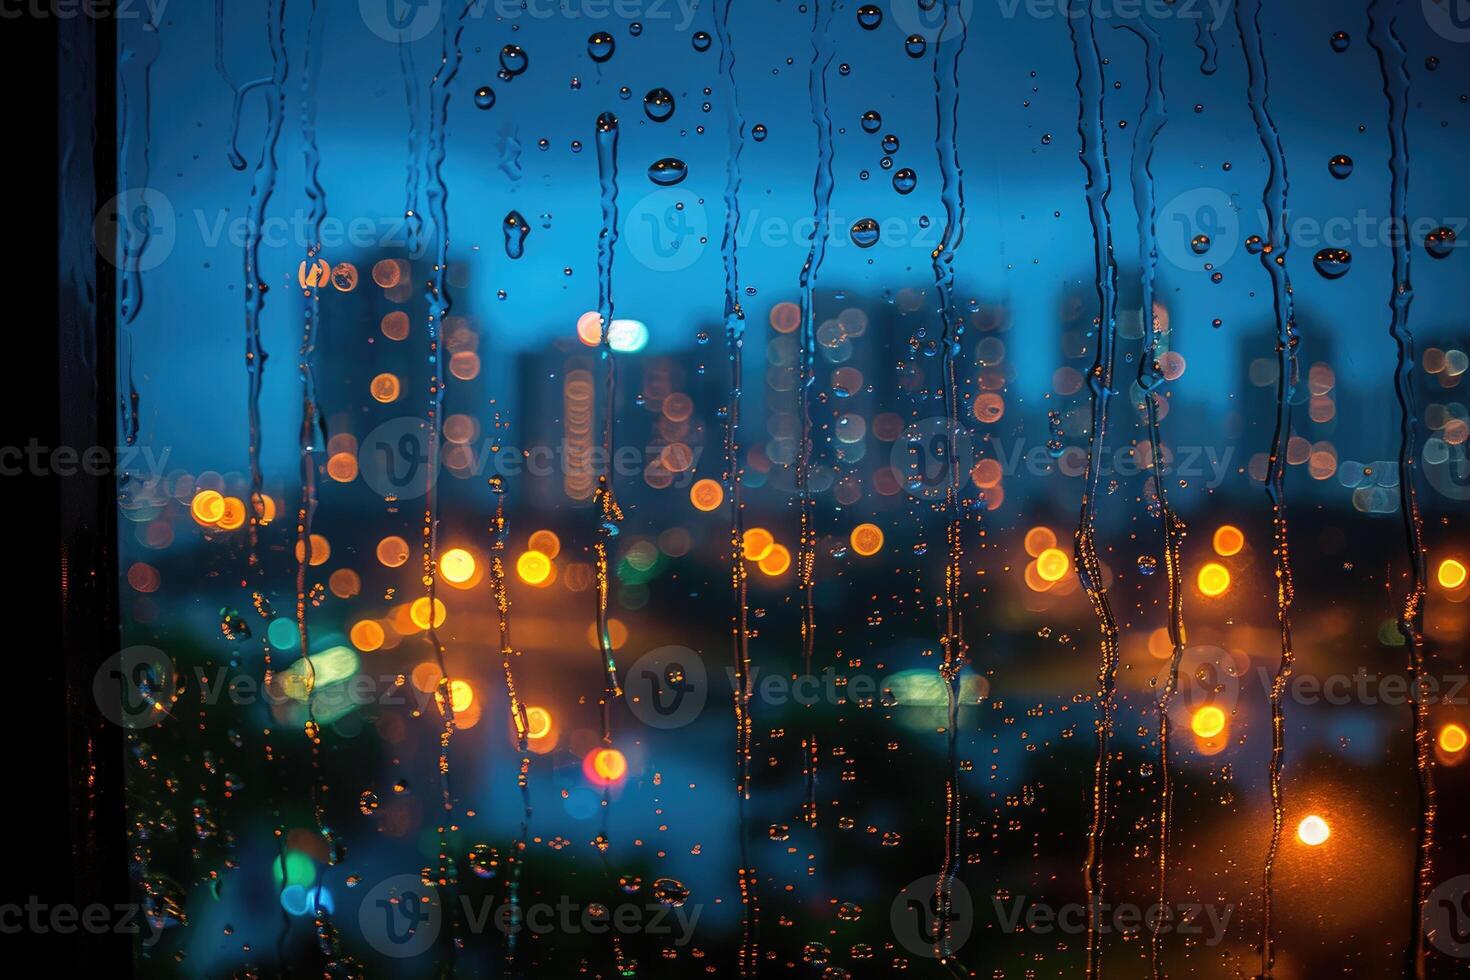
83,0 -> 1470,976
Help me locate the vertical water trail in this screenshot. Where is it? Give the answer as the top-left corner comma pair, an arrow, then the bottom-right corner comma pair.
929,2 -> 969,973
400,33 -> 424,249
593,108 -> 635,980
1234,1 -> 1299,974
1193,19 -> 1218,76
243,0 -> 288,563
117,7 -> 158,445
1366,4 -> 1433,976
421,5 -> 469,962
236,1 -> 289,966
796,0 -> 837,832
713,1 -> 759,973
593,110 -> 626,740
215,0 -> 270,172
489,467 -> 532,971
1066,4 -> 1121,975
296,0 -> 341,956
1115,23 -> 1187,978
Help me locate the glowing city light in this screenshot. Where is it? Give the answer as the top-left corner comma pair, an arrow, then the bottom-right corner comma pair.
689,478 -> 724,512
525,706 -> 553,740
439,548 -> 476,584
1297,814 -> 1330,846
1036,547 -> 1070,583
1191,705 -> 1226,739
1440,723 -> 1468,754
1212,524 -> 1245,557
1197,562 -> 1231,597
1438,558 -> 1468,590
850,523 -> 884,557
742,528 -> 775,562
517,550 -> 552,585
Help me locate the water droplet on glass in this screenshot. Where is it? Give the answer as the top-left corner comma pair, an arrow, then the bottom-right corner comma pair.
650,877 -> 690,907
904,34 -> 926,58
643,87 -> 675,122
881,134 -> 899,154
1245,235 -> 1264,255
503,210 -> 529,259
1328,154 -> 1353,179
467,843 -> 500,879
587,32 -> 614,62
856,4 -> 882,29
850,218 -> 880,248
752,123 -> 768,141
1425,226 -> 1457,259
892,168 -> 917,194
692,31 -> 712,52
474,86 -> 495,110
860,110 -> 882,134
647,157 -> 688,186
1191,234 -> 1211,255
1313,247 -> 1353,279
500,44 -> 528,77
1330,31 -> 1350,52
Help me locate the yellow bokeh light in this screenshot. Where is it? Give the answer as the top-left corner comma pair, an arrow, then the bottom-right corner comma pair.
528,529 -> 562,559
689,478 -> 724,512
1438,558 -> 1468,590
440,548 -> 476,584
327,452 -> 358,483
1440,723 -> 1468,754
1024,526 -> 1056,558
576,310 -> 603,346
525,706 -> 553,740
1297,814 -> 1330,846
216,496 -> 247,531
298,258 -> 330,289
592,747 -> 627,782
517,550 -> 552,585
1212,525 -> 1245,557
409,596 -> 447,630
585,618 -> 629,651
349,620 -> 385,652
294,533 -> 331,566
370,373 -> 401,404
1190,705 -> 1226,739
376,535 -> 410,568
850,523 -> 884,557
449,680 -> 474,713
758,543 -> 792,576
1036,547 -> 1070,583
1197,562 -> 1231,597
191,489 -> 225,525
742,528 -> 775,562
